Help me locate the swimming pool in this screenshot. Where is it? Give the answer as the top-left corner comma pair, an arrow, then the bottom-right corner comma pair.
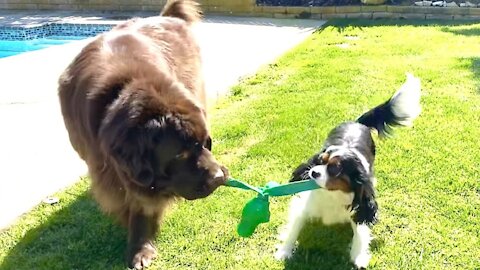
0,35 -> 87,58
0,23 -> 114,58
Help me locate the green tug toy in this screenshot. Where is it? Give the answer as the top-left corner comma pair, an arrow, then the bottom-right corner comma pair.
226,178 -> 321,237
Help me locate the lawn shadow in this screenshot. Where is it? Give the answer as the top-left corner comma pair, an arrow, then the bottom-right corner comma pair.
283,221 -> 384,270
470,57 -> 480,93
441,26 -> 480,36
316,18 -> 480,35
0,190 -> 128,270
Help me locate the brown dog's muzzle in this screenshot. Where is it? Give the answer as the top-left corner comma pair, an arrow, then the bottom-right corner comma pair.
207,166 -> 229,190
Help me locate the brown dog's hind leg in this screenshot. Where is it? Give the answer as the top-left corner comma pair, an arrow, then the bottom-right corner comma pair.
126,211 -> 160,269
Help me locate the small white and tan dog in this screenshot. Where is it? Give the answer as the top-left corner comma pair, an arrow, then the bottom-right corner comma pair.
275,74 -> 422,269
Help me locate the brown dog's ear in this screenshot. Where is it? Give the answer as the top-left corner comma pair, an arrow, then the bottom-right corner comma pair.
104,123 -> 160,187
99,94 -> 163,188
119,141 -> 155,188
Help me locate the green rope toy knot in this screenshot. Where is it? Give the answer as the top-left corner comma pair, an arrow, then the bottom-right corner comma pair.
226,178 -> 320,237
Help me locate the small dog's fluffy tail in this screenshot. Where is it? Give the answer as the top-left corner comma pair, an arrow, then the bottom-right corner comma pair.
161,0 -> 202,24
356,73 -> 422,137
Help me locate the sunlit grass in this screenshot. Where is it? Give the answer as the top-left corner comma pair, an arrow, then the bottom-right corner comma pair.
1,19 -> 479,270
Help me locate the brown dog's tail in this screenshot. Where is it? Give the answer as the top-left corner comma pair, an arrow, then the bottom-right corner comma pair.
161,0 -> 202,24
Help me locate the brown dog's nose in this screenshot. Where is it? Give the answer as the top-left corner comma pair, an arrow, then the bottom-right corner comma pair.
209,166 -> 228,188
213,168 -> 225,184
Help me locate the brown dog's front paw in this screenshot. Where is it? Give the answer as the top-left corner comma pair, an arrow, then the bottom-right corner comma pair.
128,242 -> 158,269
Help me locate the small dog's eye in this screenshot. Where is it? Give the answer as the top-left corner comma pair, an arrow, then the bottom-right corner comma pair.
327,162 -> 342,177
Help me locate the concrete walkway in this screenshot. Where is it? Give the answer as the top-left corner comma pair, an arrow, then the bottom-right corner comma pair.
0,12 -> 325,230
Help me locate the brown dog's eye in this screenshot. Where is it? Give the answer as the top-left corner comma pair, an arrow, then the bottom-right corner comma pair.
175,151 -> 189,160
193,142 -> 204,153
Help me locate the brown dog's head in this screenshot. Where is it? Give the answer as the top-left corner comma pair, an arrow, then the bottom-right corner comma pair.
97,77 -> 228,200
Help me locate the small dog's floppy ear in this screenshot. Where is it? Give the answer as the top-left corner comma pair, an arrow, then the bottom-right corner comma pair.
351,169 -> 378,225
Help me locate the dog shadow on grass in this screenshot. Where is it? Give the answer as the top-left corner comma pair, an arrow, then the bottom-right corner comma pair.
282,221 -> 384,270
0,191 -> 128,270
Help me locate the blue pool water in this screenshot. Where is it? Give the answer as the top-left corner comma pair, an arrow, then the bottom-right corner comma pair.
0,35 -> 87,58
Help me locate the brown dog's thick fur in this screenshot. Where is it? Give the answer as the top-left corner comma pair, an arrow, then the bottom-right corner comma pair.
58,1 -> 227,268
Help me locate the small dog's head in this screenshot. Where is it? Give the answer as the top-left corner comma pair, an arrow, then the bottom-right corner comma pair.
291,147 -> 378,225
98,80 -> 228,200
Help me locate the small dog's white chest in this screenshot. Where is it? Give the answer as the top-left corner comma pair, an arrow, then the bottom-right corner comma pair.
303,189 -> 354,225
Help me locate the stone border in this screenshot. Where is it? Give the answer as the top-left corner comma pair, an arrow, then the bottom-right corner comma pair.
249,5 -> 480,20
0,0 -> 480,20
0,23 -> 114,40
199,0 -> 480,20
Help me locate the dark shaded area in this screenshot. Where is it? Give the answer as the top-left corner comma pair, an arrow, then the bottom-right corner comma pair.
470,57 -> 480,93
256,0 -> 480,6
441,26 -> 480,36
283,222 -> 384,270
316,19 -> 480,34
257,0 -> 362,6
0,191 -> 128,270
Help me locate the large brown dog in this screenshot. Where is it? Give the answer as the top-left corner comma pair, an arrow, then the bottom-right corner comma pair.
58,1 -> 228,268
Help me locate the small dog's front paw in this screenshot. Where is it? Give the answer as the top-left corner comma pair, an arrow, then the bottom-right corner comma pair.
128,242 -> 158,269
274,247 -> 293,260
350,250 -> 371,269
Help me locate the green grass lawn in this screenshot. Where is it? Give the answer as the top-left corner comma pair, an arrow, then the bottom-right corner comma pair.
1,19 -> 479,270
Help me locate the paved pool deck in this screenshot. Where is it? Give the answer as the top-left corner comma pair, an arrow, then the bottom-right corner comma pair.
0,11 -> 325,230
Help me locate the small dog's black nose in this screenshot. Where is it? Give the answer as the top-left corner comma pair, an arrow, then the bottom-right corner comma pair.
311,170 -> 321,179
